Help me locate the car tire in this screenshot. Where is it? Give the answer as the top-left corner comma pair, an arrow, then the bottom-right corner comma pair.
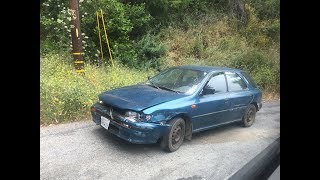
160,117 -> 185,152
242,104 -> 257,127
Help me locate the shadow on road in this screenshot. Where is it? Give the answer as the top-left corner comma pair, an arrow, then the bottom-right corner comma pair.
91,121 -> 244,153
191,122 -> 241,141
92,127 -> 162,154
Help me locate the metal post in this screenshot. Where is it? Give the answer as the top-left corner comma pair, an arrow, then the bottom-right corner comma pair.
70,0 -> 85,73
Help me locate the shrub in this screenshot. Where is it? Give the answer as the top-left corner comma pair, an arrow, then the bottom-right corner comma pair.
265,19 -> 280,42
40,0 -> 153,66
230,50 -> 279,92
246,0 -> 280,20
135,33 -> 166,69
40,54 -> 154,125
191,33 -> 205,59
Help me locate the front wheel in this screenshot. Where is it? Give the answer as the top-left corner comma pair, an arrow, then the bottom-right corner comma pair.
160,118 -> 185,152
242,104 -> 257,127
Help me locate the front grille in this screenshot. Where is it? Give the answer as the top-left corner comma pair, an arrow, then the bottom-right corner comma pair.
96,103 -> 126,117
95,103 -> 131,129
108,124 -> 119,134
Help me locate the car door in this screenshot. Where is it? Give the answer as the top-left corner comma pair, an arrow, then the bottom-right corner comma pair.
192,72 -> 231,131
224,72 -> 253,122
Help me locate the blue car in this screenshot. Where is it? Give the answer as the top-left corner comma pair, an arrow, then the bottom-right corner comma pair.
91,66 -> 262,152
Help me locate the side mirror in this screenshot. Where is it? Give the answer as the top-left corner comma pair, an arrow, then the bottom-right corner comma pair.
202,87 -> 215,95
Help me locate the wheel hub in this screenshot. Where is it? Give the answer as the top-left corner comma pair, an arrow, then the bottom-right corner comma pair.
247,109 -> 255,123
172,126 -> 182,144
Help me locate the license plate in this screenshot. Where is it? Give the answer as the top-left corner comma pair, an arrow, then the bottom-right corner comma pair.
101,116 -> 110,130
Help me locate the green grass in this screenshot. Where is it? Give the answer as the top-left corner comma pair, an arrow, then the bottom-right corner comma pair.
40,53 -> 155,125
158,14 -> 279,96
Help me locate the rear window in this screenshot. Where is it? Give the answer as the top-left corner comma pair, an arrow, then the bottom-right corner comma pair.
241,71 -> 257,88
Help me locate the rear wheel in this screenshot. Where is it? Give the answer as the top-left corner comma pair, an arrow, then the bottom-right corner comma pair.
242,104 -> 257,127
160,118 -> 185,152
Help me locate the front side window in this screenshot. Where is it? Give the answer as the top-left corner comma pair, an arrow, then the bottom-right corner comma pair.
147,68 -> 208,94
225,72 -> 247,91
205,73 -> 227,93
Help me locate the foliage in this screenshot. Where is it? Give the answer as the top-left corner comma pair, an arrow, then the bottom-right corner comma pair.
124,3 -> 153,37
40,53 -> 154,124
245,0 -> 280,20
135,34 -> 166,69
158,9 -> 279,93
40,0 -> 71,53
230,50 -> 279,92
125,0 -> 228,27
41,0 -> 153,67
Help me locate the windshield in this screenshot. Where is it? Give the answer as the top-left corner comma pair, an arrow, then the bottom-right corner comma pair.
146,68 -> 208,94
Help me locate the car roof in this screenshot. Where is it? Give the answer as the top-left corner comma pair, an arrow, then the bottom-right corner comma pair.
176,65 -> 243,73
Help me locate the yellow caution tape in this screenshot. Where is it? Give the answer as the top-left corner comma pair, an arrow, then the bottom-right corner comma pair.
72,52 -> 84,55
74,61 -> 84,64
76,69 -> 85,73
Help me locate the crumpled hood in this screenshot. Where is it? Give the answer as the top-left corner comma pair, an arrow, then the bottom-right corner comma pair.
99,84 -> 186,111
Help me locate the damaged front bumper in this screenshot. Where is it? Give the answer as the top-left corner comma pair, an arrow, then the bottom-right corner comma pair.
91,103 -> 170,144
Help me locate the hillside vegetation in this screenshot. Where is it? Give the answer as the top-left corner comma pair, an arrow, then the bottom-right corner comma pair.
40,0 -> 279,125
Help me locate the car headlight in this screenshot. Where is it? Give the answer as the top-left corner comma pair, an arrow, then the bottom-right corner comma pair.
125,111 -> 141,122
124,111 -> 152,122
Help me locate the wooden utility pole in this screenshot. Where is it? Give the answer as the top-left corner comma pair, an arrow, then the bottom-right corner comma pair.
70,0 -> 85,73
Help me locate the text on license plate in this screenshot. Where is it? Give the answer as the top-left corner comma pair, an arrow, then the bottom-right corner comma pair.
101,116 -> 110,130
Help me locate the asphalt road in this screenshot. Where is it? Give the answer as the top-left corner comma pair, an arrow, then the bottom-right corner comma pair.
40,101 -> 280,180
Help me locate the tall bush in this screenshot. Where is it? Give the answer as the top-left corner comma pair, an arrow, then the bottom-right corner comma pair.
40,0 -> 153,67
230,50 -> 279,92
40,53 -> 153,124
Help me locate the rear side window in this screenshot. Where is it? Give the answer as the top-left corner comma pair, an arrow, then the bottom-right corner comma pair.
225,72 -> 247,91
241,71 -> 257,88
206,73 -> 227,93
